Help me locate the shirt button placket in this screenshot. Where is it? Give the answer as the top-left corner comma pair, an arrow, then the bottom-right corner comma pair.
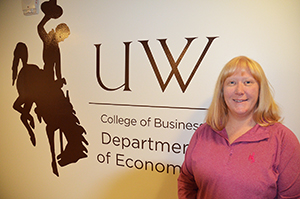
227,147 -> 233,165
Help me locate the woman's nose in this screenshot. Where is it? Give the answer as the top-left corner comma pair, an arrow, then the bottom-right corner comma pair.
235,82 -> 244,95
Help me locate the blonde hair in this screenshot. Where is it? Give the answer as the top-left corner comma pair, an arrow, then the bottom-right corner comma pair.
205,56 -> 281,131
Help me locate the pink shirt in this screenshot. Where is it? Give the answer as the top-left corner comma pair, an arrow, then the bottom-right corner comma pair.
178,123 -> 300,199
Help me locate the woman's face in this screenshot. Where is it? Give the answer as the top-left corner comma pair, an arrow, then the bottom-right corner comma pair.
223,68 -> 259,120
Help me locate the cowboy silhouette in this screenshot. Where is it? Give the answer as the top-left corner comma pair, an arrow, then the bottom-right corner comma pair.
12,0 -> 88,176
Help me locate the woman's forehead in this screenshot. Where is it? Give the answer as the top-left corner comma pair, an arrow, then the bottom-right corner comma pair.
231,67 -> 252,76
225,66 -> 253,78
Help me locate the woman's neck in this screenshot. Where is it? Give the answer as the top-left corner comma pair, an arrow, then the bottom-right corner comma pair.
225,115 -> 256,144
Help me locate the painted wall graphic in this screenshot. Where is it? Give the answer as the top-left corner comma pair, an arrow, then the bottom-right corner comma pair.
1,1 -> 300,199
11,0 -> 88,176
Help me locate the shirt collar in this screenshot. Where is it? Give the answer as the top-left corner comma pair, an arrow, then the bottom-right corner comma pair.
216,124 -> 270,144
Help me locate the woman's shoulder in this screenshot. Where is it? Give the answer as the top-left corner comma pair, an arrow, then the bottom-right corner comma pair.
194,123 -> 213,133
265,123 -> 299,145
266,122 -> 293,134
192,123 -> 219,138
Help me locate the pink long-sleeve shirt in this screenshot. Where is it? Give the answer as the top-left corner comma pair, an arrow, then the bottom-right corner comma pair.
178,123 -> 300,199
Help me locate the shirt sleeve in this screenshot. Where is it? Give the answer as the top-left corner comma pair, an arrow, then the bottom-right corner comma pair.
276,127 -> 300,198
177,127 -> 200,199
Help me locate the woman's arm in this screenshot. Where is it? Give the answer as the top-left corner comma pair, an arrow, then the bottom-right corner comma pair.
178,128 -> 201,199
277,128 -> 300,198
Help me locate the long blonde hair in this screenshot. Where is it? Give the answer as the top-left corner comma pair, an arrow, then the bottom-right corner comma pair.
205,56 -> 281,131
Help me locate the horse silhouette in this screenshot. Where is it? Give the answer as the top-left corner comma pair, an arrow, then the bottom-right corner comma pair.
12,42 -> 88,176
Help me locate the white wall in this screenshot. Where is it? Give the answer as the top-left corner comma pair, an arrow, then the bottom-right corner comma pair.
0,0 -> 299,198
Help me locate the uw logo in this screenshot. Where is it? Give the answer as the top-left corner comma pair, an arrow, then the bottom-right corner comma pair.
95,36 -> 218,93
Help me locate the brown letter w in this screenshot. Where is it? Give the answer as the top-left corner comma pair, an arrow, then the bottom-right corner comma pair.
139,37 -> 218,93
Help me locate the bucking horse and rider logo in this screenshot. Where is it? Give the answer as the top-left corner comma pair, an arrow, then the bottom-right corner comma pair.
11,0 -> 88,176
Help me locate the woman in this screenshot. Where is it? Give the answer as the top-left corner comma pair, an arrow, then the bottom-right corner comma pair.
178,56 -> 300,198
